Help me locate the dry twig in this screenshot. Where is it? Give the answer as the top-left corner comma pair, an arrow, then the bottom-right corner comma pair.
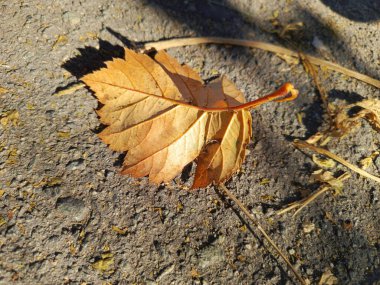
294,140 -> 380,183
219,184 -> 307,285
144,37 -> 380,89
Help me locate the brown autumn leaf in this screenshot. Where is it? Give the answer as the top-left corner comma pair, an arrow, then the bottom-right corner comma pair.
82,48 -> 297,188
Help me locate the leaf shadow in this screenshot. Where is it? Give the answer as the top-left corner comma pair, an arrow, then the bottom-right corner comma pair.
62,40 -> 126,79
328,89 -> 364,104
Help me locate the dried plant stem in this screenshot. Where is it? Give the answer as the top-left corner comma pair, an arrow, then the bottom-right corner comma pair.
278,171 -> 351,216
294,140 -> 380,183
218,184 -> 306,285
277,186 -> 331,216
300,54 -> 334,121
144,37 -> 380,89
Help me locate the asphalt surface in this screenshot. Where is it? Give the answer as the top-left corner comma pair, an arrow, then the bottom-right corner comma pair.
0,0 -> 379,284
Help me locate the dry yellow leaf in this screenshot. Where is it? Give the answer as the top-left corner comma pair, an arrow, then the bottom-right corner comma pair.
82,48 -> 298,188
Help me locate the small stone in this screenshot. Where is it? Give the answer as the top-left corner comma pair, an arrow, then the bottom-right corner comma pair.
56,197 -> 89,222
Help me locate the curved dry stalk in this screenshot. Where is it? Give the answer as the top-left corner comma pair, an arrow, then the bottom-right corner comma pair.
218,184 -> 307,285
300,54 -> 334,122
294,140 -> 380,183
277,186 -> 331,216
144,37 -> 380,89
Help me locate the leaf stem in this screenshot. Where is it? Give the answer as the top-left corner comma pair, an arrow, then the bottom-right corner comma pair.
195,82 -> 298,112
218,184 -> 307,285
229,82 -> 298,111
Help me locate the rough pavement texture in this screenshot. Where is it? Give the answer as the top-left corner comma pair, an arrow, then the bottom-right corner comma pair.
1,0 -> 379,284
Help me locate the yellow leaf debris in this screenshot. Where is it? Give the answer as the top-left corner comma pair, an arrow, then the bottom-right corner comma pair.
52,35 -> 68,49
6,147 -> 18,164
303,223 -> 315,233
318,269 -> 338,285
26,103 -> 35,110
92,252 -> 114,273
0,110 -> 19,127
190,268 -> 200,278
312,154 -> 336,169
259,178 -> 271,185
0,87 -> 9,95
57,131 -> 70,139
176,201 -> 184,212
111,226 -> 128,235
311,169 -> 351,194
359,151 -> 379,170
0,215 -> 6,227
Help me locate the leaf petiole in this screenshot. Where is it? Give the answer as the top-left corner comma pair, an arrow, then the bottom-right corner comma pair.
196,82 -> 298,112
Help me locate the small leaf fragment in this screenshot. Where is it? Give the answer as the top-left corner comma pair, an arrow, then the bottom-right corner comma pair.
57,131 -> 70,139
0,215 -> 6,227
311,169 -> 350,194
259,178 -> 271,185
303,223 -> 315,233
0,86 -> 9,95
329,99 -> 380,138
92,252 -> 114,273
190,268 -> 201,278
0,110 -> 19,127
305,132 -> 324,145
6,147 -> 18,164
26,103 -> 35,110
359,151 -> 379,169
356,99 -> 380,132
176,202 -> 184,212
312,154 -> 336,169
111,225 -> 128,235
318,269 -> 338,285
52,35 -> 68,49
